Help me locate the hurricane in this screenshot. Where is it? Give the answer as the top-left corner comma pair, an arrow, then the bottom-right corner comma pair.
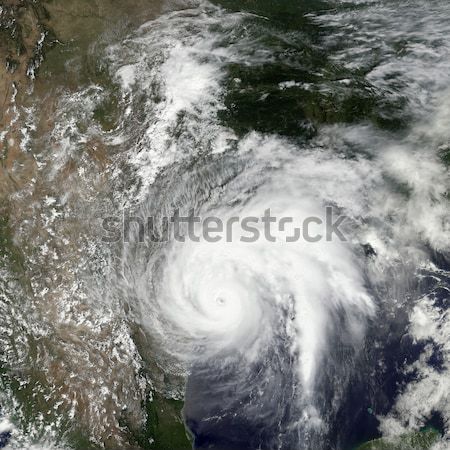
107,3 -> 450,448
0,0 -> 449,449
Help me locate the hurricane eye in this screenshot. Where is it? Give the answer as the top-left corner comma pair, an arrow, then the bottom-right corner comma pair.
216,297 -> 226,305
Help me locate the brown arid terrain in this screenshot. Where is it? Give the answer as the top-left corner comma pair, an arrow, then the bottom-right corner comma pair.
0,1 -> 191,449
1,0 -> 162,202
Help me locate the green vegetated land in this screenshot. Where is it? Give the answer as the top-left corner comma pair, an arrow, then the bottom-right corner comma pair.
216,0 -> 409,140
139,392 -> 192,450
355,428 -> 440,450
